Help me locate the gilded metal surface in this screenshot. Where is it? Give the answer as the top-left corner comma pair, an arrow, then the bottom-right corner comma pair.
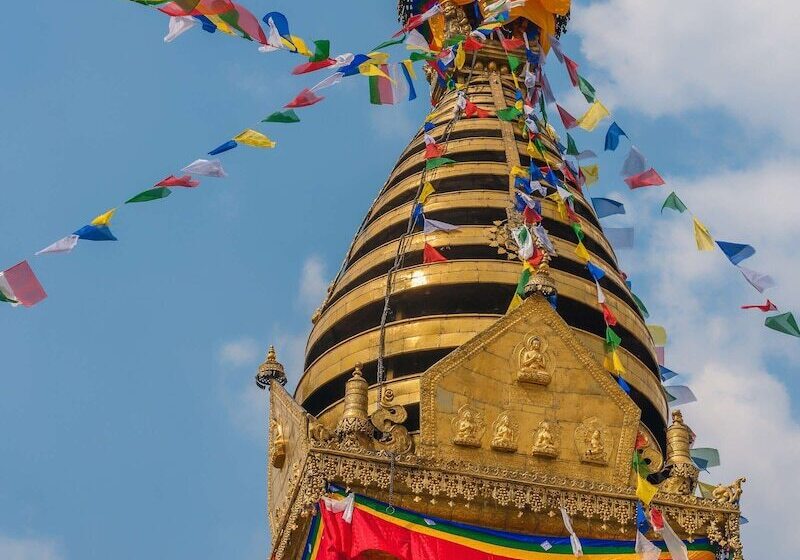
712,478 -> 746,505
515,333 -> 554,386
661,409 -> 700,495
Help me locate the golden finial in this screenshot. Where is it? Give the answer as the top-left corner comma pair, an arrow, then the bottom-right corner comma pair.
524,237 -> 558,299
255,345 -> 286,389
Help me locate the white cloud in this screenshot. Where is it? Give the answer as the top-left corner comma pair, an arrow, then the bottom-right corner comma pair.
572,0 -> 800,144
0,536 -> 62,560
298,255 -> 329,313
218,337 -> 262,368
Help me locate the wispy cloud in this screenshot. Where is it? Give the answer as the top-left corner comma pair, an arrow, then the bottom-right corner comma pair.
218,337 -> 262,368
297,255 -> 329,314
0,535 -> 62,560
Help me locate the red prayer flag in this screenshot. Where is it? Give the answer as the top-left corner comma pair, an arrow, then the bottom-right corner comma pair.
463,36 -> 484,52
464,100 -> 491,118
556,104 -> 578,129
741,299 -> 778,312
423,243 -> 447,263
563,55 -> 579,86
424,143 -> 445,159
500,37 -> 525,51
523,205 -> 542,224
1,260 -> 47,307
527,248 -> 544,268
650,508 -> 664,531
292,59 -> 336,75
624,168 -> 665,189
601,303 -> 617,326
634,432 -> 648,450
159,0 -> 234,16
156,175 -> 200,188
561,164 -> 577,186
655,346 -> 665,365
565,205 -> 581,224
284,88 -> 324,108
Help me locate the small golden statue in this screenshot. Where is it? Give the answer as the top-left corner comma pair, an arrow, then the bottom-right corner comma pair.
531,420 -> 558,458
490,412 -> 519,453
452,404 -> 485,448
269,419 -> 287,469
712,477 -> 746,505
517,335 -> 553,386
576,417 -> 609,465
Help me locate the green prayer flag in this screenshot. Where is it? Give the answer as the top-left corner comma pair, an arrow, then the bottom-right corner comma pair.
409,52 -> 436,62
125,187 -> 172,204
577,75 -> 596,103
262,109 -> 300,123
632,451 -> 650,477
447,79 -> 456,91
507,55 -> 521,73
571,222 -> 584,241
516,268 -> 532,295
566,133 -> 579,156
661,191 -> 688,214
605,326 -> 622,349
697,481 -> 716,500
372,35 -> 405,51
533,137 -> 545,156
425,157 -> 457,171
765,312 -> 800,337
632,292 -> 650,319
444,35 -> 466,47
497,107 -> 522,122
539,96 -> 548,124
309,40 -> 330,62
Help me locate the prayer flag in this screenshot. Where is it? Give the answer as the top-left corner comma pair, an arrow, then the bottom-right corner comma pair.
156,175 -> 199,188
126,187 -> 172,204
690,448 -> 720,470
369,63 -> 396,105
558,508 -> 583,557
164,16 -> 196,42
605,227 -> 634,249
577,75 -> 596,103
507,292 -> 523,313
464,100 -> 491,118
601,303 -> 617,326
693,218 -> 715,251
182,159 -> 227,177
661,191 -> 687,213
580,164 -> 599,186
534,224 -> 557,255
587,262 -> 605,281
604,122 -> 626,151
566,133 -> 579,156
423,243 -> 447,263
556,104 -> 578,129
549,34 -> 564,62
625,168 -> 665,189
655,346 -> 665,365
399,60 -> 417,101
604,350 -> 625,374
665,385 -> 697,406
563,55 -> 579,86
393,3 -> 441,37
74,225 -> 117,241
292,58 -> 335,75
660,516 -> 690,560
310,72 -> 344,92
636,503 -> 649,534
418,182 -> 435,203
605,326 -> 622,349
284,88 -> 324,108
716,240 -> 755,265
577,149 -> 597,161
618,375 -> 631,393
91,208 -> 116,227
635,532 -> 661,560
262,109 -> 300,123
595,280 -> 605,304
621,146 -> 648,177
765,312 -> 800,337
425,157 -> 456,170
423,218 -> 459,233
647,325 -> 667,346
741,299 -> 777,311
636,474 -> 658,506
35,235 -> 79,256
512,226 -> 534,260
540,73 -> 556,105
424,143 -> 445,159
659,366 -> 678,381
592,197 -> 625,218
500,37 -> 525,50
208,140 -> 237,155
738,265 -> 776,293
497,106 -> 523,121
577,101 -> 610,132
697,482 -> 716,500
0,261 -> 46,307
575,240 -> 590,262
233,129 -> 276,148
632,292 -> 649,318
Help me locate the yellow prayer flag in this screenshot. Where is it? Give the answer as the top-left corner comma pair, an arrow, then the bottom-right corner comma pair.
636,474 -> 659,506
555,198 -> 568,220
526,141 -> 539,158
287,36 -> 312,57
454,45 -> 465,70
207,15 -> 233,35
418,182 -> 435,204
577,101 -> 610,132
575,240 -> 590,262
647,325 -> 668,346
507,293 -> 523,313
510,165 -> 529,178
358,63 -> 394,83
366,51 -> 390,65
693,217 -> 715,251
91,208 -> 116,227
233,129 -> 276,149
580,164 -> 599,186
402,59 -> 416,79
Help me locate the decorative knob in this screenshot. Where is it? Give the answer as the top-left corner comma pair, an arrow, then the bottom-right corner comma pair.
255,345 -> 286,389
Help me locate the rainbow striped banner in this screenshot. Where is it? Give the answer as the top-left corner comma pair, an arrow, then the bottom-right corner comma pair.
301,492 -> 716,560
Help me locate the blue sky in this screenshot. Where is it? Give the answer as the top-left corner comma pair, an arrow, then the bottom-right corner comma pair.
1,1 -> 798,559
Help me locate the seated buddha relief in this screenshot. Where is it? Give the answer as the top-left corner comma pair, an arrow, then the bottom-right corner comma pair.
516,334 -> 554,386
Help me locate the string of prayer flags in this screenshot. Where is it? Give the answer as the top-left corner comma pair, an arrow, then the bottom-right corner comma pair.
665,385 -> 698,406
605,227 -> 634,249
284,88 -> 324,108
741,299 -> 777,312
580,163 -> 599,186
0,261 -> 47,307
738,265 -> 776,293
425,157 -> 456,170
765,312 -> 800,337
621,146 -> 647,177
182,159 -> 227,177
716,241 -> 755,265
591,197 -> 625,218
156,175 -> 200,188
625,168 -> 665,189
35,235 -> 79,256
262,109 -> 300,123
422,242 -> 447,263
577,101 -> 610,132
604,122 -> 627,151
126,187 -> 172,204
692,217 -> 715,251
690,448 -> 721,471
556,104 -> 577,129
423,218 -> 459,234
661,191 -> 687,213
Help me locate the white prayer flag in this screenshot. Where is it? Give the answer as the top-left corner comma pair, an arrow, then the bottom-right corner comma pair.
164,16 -> 196,43
559,507 -> 583,557
35,235 -> 79,256
635,531 -> 661,560
423,218 -> 459,234
738,265 -> 776,293
182,159 -> 227,178
660,516 -> 689,560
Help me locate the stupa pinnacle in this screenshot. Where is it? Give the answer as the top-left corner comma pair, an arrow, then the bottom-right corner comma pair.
261,2 -> 746,559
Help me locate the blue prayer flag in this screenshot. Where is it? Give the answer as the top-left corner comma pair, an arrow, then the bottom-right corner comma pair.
74,225 -> 117,242
636,503 -> 649,533
545,169 -> 560,187
338,54 -> 370,77
193,15 -> 217,33
617,376 -> 631,394
586,262 -> 605,281
716,240 -> 755,265
659,365 -> 679,382
604,122 -> 627,151
592,197 -> 626,218
530,164 -> 545,181
208,140 -> 238,156
515,176 -> 532,194
411,203 -> 424,225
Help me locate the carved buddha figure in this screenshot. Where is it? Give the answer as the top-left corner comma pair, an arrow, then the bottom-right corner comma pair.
587,429 -> 605,459
490,412 -> 518,452
269,419 -> 287,469
517,335 -> 552,385
531,421 -> 558,458
453,405 -> 484,448
576,418 -> 608,465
